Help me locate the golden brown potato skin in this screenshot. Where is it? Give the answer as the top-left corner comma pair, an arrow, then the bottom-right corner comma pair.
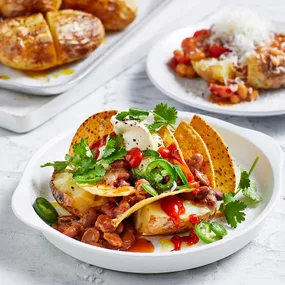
0,0 -> 62,18
46,9 -> 105,65
0,13 -> 57,70
61,0 -> 137,30
247,54 -> 285,89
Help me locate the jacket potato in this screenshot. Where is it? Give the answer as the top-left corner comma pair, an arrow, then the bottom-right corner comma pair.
0,0 -> 62,18
0,10 -> 105,71
61,0 -> 137,30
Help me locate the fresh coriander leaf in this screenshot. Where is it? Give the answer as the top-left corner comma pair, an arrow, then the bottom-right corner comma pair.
225,200 -> 246,228
219,193 -> 235,212
237,170 -> 251,191
102,135 -> 116,158
129,108 -> 149,121
73,138 -> 93,158
114,134 -> 124,148
41,161 -> 68,171
147,121 -> 166,132
72,164 -> 106,184
116,111 -> 129,121
153,103 -> 178,125
242,181 -> 262,203
101,149 -> 127,164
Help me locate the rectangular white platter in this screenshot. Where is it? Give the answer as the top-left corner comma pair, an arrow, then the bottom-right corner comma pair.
0,0 -> 169,96
0,0 -> 223,133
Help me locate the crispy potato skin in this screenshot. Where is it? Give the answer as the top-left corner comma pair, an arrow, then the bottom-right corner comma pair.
247,54 -> 285,89
0,13 -> 57,70
61,0 -> 137,30
0,10 -> 104,70
50,171 -> 107,217
0,0 -> 62,18
46,9 -> 105,65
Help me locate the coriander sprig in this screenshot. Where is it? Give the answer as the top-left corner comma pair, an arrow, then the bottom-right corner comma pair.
116,103 -> 178,131
220,157 -> 261,228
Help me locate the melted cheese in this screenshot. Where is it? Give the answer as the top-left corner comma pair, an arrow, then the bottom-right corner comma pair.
209,9 -> 273,65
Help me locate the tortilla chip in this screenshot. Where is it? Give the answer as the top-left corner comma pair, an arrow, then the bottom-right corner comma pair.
174,120 -> 216,188
158,126 -> 193,179
112,187 -> 195,227
79,183 -> 136,197
69,110 -> 118,155
190,115 -> 236,193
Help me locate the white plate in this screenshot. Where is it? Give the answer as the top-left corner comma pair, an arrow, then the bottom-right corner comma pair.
146,9 -> 285,117
11,112 -> 282,273
0,0 -> 169,95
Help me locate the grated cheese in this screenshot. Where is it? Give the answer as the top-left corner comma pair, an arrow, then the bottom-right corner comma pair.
209,9 -> 273,65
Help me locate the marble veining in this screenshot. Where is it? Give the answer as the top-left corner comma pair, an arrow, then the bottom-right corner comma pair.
1,0 -> 285,284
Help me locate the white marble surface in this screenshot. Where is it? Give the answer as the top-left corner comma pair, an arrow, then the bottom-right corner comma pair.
1,0 -> 285,284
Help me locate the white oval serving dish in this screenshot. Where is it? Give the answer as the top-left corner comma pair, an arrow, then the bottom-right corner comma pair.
11,112 -> 283,273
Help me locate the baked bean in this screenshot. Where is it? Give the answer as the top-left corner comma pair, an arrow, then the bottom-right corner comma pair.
211,189 -> 223,201
122,195 -> 136,206
113,200 -> 130,218
123,220 -> 135,233
100,202 -> 116,218
176,63 -> 196,78
116,222 -> 124,234
81,228 -> 100,244
230,95 -> 241,104
187,153 -> 203,171
135,179 -> 150,201
81,207 -> 98,228
63,223 -> 82,238
58,215 -> 78,224
95,214 -> 116,233
195,186 -> 211,200
121,231 -> 135,250
53,223 -> 69,233
194,169 -> 210,186
103,233 -> 123,248
90,242 -> 104,248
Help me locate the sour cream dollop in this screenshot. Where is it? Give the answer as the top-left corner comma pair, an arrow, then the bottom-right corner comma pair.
111,116 -> 164,151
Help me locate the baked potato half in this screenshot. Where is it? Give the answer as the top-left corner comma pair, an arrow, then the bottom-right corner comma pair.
51,171 -> 107,217
46,9 -> 105,65
0,0 -> 62,18
61,0 -> 137,30
0,13 -> 57,71
134,199 -> 215,235
191,58 -> 236,84
247,53 -> 285,89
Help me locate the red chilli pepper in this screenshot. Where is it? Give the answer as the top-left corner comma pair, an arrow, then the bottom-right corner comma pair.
189,214 -> 200,226
193,29 -> 210,38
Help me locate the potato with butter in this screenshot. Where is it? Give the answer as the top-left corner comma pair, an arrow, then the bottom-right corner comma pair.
50,171 -> 107,217
0,0 -> 61,18
191,58 -> 236,84
0,13 -> 57,71
0,10 -> 105,71
61,0 -> 137,30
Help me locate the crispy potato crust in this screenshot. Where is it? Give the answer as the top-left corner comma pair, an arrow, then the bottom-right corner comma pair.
0,0 -> 62,18
46,9 -> 105,65
61,0 -> 137,30
0,13 -> 57,70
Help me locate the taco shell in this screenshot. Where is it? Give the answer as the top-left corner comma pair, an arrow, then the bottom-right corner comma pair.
174,120 -> 216,188
190,115 -> 236,193
112,187 -> 195,227
134,199 -> 215,235
69,110 -> 117,155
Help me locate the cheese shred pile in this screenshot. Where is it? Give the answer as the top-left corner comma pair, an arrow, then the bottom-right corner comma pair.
209,9 -> 273,65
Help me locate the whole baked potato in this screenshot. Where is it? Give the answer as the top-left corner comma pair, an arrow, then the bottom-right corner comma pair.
247,52 -> 285,89
0,10 -> 105,71
0,0 -> 62,18
61,0 -> 137,30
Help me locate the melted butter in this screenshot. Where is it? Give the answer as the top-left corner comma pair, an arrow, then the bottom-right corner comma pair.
23,70 -> 50,83
159,238 -> 173,252
51,73 -> 60,78
61,69 -> 75,75
0,75 -> 10,80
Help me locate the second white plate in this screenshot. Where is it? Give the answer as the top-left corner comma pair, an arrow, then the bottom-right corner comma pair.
146,9 -> 285,117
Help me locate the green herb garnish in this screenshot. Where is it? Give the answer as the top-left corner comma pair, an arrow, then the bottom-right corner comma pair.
220,157 -> 261,228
